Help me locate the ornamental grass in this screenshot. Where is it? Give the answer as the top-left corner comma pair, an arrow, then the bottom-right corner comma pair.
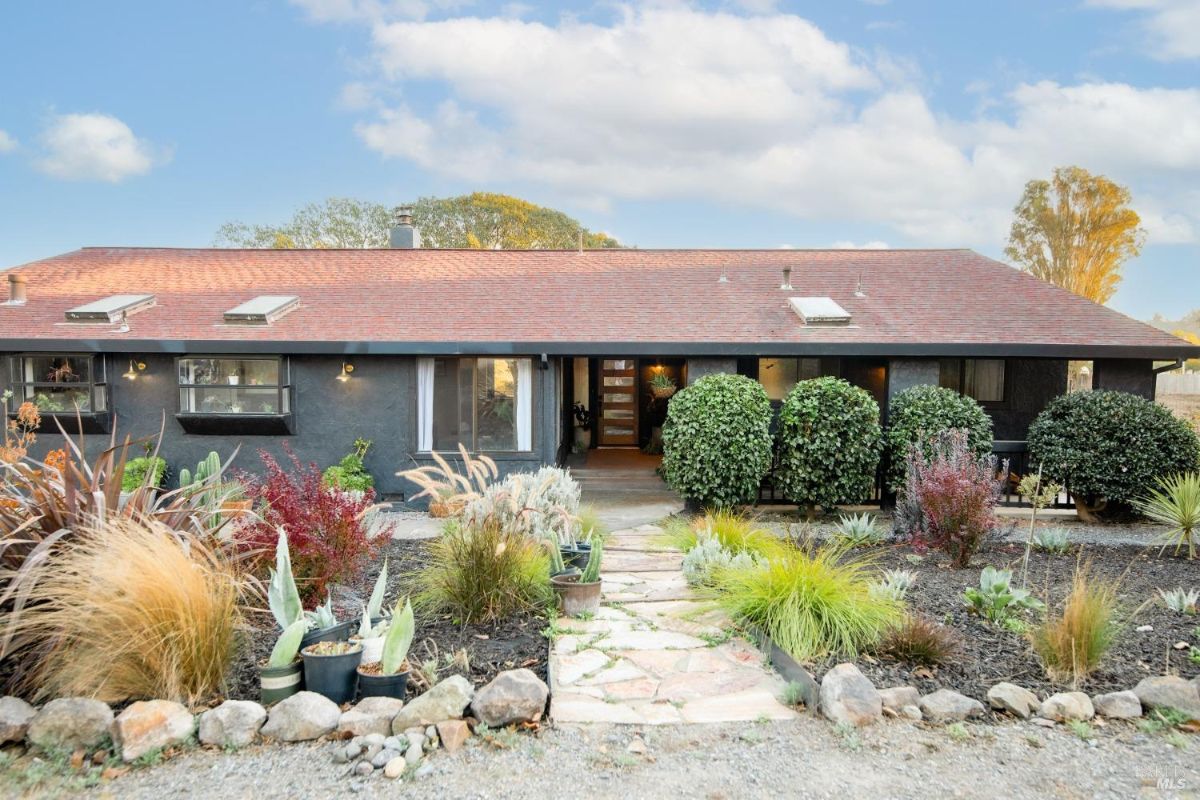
661,509 -> 788,560
713,542 -> 903,662
1030,559 -> 1121,687
8,516 -> 249,704
415,517 -> 552,625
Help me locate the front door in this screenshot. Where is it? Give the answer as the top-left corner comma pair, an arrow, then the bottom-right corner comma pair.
598,358 -> 638,446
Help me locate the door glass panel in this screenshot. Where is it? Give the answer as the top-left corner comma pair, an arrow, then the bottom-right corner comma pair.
603,426 -> 633,436
603,408 -> 634,419
603,392 -> 633,403
603,376 -> 634,387
602,360 -> 630,370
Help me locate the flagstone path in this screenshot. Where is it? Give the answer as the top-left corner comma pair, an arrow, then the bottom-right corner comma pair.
549,523 -> 800,725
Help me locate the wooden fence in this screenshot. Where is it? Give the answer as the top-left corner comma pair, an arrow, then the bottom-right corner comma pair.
1157,371 -> 1200,396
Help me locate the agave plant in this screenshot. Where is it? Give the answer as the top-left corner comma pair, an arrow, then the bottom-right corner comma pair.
381,598 -> 415,676
1138,472 -> 1200,560
869,568 -> 917,602
833,513 -> 888,547
1158,587 -> 1200,614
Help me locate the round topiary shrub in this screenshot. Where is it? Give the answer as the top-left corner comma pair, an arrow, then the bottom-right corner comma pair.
1027,390 -> 1200,520
662,373 -> 773,508
885,385 -> 993,491
775,377 -> 882,517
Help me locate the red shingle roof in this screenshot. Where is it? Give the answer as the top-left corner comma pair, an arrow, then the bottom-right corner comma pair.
1,247 -> 1193,357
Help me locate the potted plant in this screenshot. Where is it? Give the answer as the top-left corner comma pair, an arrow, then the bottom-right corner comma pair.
649,372 -> 677,399
301,639 -> 362,704
352,560 -> 390,664
357,597 -> 415,699
260,618 -> 308,704
269,530 -> 353,650
547,540 -> 580,581
551,540 -> 603,617
300,594 -> 354,648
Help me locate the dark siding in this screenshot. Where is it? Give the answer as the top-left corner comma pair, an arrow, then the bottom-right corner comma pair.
2,352 -> 557,503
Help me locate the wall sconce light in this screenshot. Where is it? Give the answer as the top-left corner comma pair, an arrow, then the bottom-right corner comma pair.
337,362 -> 355,382
123,359 -> 147,380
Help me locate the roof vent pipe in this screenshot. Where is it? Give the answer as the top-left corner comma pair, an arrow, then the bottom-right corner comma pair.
780,266 -> 792,290
6,273 -> 27,306
389,206 -> 420,249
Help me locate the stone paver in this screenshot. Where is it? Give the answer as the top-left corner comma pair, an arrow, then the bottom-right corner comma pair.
549,524 -> 798,725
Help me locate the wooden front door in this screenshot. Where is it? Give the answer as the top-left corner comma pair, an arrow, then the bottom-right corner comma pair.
597,358 -> 638,446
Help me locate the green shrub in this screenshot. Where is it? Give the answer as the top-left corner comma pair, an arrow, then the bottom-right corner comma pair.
661,373 -> 773,508
322,438 -> 375,492
775,377 -> 881,515
1028,391 -> 1200,514
885,385 -> 992,491
121,456 -> 167,492
415,518 -> 552,624
714,543 -> 903,661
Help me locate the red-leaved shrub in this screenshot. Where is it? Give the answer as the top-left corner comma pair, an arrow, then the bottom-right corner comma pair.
237,444 -> 382,605
901,429 -> 1004,568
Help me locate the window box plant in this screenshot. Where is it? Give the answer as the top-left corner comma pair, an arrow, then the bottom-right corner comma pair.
301,640 -> 363,704
551,540 -> 603,617
357,597 -> 415,700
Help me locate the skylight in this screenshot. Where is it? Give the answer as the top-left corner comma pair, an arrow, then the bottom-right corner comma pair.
789,297 -> 851,325
223,295 -> 300,325
64,294 -> 156,323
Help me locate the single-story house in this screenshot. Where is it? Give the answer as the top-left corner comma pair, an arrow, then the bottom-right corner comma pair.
2,212 -> 1197,500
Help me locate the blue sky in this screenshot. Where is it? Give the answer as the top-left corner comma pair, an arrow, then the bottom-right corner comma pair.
1,1 -> 1197,321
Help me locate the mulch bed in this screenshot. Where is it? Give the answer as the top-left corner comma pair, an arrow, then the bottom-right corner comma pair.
808,532 -> 1200,707
225,537 -> 548,703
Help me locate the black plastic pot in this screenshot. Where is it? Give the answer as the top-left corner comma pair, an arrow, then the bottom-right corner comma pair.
260,658 -> 303,705
551,566 -> 581,581
358,669 -> 410,700
301,619 -> 354,649
561,542 -> 592,570
301,644 -> 362,704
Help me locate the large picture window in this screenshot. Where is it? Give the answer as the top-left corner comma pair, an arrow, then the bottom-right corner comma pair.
8,354 -> 107,413
177,357 -> 290,415
419,357 -> 532,452
757,357 -> 824,401
939,358 -> 1005,403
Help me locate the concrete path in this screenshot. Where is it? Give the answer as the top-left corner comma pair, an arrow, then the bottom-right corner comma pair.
549,524 -> 799,725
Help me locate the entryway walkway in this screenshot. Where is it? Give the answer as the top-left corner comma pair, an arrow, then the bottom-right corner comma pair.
567,449 -> 683,529
548,523 -> 799,725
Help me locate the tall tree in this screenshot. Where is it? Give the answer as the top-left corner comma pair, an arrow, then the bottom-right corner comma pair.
214,193 -> 621,250
1004,166 -> 1144,305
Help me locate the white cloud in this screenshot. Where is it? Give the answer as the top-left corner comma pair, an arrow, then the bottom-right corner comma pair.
830,240 -> 890,249
36,113 -> 165,183
0,130 -> 16,153
1088,0 -> 1200,60
333,6 -> 1200,246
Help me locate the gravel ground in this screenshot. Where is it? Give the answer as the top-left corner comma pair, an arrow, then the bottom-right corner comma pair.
74,717 -> 1198,800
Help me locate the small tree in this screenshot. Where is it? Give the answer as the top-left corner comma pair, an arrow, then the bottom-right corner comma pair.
1028,390 -> 1200,522
885,385 -> 993,491
775,377 -> 881,519
661,374 -> 773,509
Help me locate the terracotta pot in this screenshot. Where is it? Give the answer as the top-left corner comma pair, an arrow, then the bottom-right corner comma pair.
429,498 -> 464,518
551,574 -> 602,617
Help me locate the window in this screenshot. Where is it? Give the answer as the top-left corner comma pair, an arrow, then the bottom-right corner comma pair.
419,357 -> 532,452
177,357 -> 290,414
939,358 -> 1005,403
758,358 -> 823,401
8,355 -> 107,413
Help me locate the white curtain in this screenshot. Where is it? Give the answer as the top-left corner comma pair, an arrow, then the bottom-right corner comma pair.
417,357 -> 434,451
516,358 -> 533,451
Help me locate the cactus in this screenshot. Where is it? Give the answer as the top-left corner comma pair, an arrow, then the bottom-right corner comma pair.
581,540 -> 603,584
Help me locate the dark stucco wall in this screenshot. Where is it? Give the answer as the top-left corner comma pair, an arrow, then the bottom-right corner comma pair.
1092,359 -> 1156,399
886,357 -> 1067,441
3,353 -> 559,504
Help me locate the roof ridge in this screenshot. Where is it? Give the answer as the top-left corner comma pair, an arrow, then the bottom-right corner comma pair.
75,246 -> 977,253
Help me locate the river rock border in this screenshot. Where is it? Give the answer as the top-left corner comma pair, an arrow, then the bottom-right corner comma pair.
0,669 -> 550,785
